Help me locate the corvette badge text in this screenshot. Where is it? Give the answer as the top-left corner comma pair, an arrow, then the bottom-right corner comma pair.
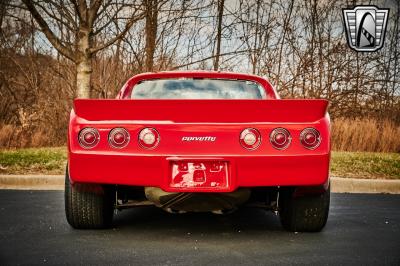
182,136 -> 216,142
342,5 -> 389,52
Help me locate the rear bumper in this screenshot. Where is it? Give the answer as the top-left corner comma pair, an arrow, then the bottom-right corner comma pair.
68,152 -> 330,192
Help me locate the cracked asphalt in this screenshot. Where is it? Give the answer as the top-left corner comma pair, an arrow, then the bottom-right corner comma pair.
0,190 -> 399,265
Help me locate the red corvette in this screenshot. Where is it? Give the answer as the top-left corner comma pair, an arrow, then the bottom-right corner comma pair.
66,71 -> 330,232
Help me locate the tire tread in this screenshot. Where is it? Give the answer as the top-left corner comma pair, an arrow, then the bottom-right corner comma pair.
65,167 -> 114,229
279,185 -> 330,232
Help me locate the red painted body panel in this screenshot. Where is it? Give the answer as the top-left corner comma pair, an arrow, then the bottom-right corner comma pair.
73,99 -> 327,123
68,71 -> 330,192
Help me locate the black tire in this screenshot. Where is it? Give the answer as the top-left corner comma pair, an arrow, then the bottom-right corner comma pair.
279,184 -> 330,232
65,166 -> 115,229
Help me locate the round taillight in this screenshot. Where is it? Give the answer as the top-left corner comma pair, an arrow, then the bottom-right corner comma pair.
78,127 -> 100,149
300,128 -> 321,150
108,128 -> 130,148
270,128 -> 291,150
240,128 -> 261,150
138,128 -> 160,149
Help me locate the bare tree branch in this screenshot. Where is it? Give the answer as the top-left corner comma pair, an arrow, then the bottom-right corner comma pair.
21,0 -> 75,61
90,12 -> 145,54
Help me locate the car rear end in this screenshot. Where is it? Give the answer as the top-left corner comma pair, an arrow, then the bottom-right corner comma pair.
65,72 -> 331,232
69,99 -> 330,191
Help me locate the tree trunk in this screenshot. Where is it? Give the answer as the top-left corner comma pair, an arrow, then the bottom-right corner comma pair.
76,56 -> 92,98
251,0 -> 261,74
76,27 -> 92,98
213,0 -> 224,71
275,0 -> 294,87
145,0 -> 158,72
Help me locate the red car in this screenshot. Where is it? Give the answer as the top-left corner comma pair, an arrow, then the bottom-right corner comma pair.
66,71 -> 330,232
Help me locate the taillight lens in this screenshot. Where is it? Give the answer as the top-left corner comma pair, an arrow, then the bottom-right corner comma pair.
270,128 -> 291,150
138,128 -> 160,149
78,127 -> 100,149
300,128 -> 321,150
108,128 -> 130,148
240,128 -> 261,150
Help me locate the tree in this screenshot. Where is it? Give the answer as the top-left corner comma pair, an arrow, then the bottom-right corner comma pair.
21,0 -> 145,98
144,0 -> 159,72
213,0 -> 224,70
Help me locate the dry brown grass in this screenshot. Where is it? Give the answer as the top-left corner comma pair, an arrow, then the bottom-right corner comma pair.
332,118 -> 400,153
0,124 -> 65,149
0,124 -> 14,148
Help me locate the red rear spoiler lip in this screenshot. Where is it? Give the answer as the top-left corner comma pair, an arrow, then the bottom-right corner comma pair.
73,99 -> 329,123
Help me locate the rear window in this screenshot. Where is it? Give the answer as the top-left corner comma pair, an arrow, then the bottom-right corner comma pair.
131,78 -> 266,99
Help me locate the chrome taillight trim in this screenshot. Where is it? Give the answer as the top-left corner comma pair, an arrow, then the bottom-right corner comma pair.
240,128 -> 262,150
138,127 -> 160,150
300,127 -> 321,150
78,127 -> 100,149
108,127 -> 130,149
269,128 -> 292,150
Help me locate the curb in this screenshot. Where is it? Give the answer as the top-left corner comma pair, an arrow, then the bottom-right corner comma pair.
0,175 -> 64,190
330,177 -> 400,194
0,175 -> 399,194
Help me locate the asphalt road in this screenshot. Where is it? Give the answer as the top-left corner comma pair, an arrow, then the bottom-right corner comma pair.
0,191 -> 399,266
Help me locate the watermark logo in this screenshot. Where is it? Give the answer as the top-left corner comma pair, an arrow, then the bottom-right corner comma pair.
342,6 -> 389,52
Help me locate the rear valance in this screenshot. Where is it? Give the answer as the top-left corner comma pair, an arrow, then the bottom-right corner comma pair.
73,99 -> 328,123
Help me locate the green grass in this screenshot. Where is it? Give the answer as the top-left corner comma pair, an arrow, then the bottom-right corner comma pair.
0,147 -> 67,175
0,147 -> 399,179
330,151 -> 400,179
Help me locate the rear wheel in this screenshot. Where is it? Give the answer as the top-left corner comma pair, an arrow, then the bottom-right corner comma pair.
65,166 -> 115,229
279,184 -> 330,232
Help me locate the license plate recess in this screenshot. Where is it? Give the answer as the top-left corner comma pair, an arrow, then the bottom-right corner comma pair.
170,161 -> 229,189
